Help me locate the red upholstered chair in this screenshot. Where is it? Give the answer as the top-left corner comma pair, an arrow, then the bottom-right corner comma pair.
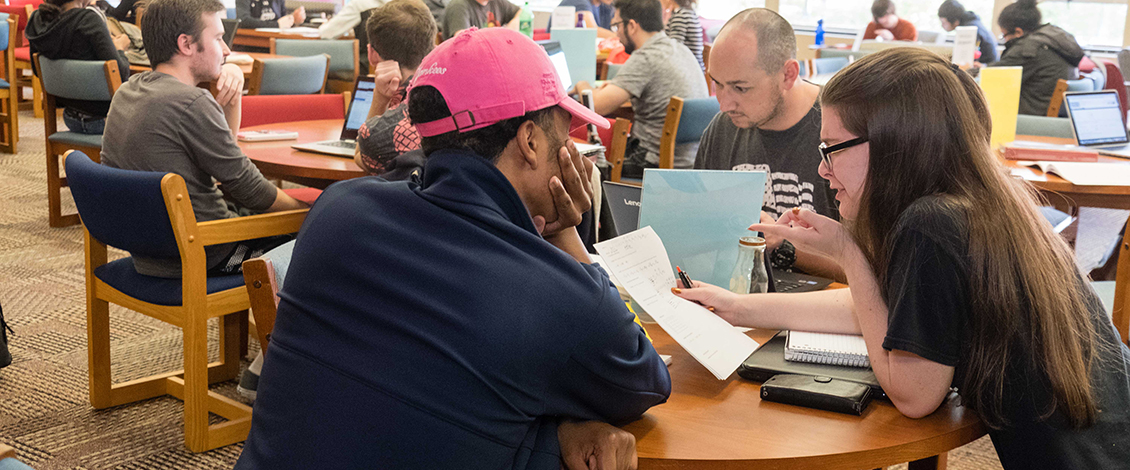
1101,60 -> 1129,120
239,92 -> 349,128
0,4 -> 38,118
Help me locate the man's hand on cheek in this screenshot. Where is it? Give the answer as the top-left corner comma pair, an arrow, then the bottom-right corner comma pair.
533,142 -> 593,237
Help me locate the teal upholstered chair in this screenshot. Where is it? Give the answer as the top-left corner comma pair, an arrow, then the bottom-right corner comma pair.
1016,115 -> 1074,139
35,54 -> 122,227
247,54 -> 331,95
811,56 -> 849,75
0,14 -> 18,155
270,38 -> 359,94
815,48 -> 857,61
658,96 -> 720,169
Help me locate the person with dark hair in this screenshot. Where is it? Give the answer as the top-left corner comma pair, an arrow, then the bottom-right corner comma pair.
441,0 -> 519,40
27,0 -> 131,134
235,27 -> 670,469
573,0 -> 707,177
863,0 -> 917,41
992,0 -> 1084,116
694,8 -> 840,281
100,0 -> 306,278
675,47 -> 1130,470
352,0 -> 436,177
937,0 -> 996,63
235,0 -> 304,29
661,0 -> 702,70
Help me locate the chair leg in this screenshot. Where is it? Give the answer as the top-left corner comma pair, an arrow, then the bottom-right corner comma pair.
182,313 -> 210,452
46,148 -> 79,227
86,295 -> 113,409
216,312 -> 246,379
31,75 -> 42,119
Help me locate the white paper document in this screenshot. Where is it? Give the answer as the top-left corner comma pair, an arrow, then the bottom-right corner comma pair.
950,25 -> 978,66
594,226 -> 759,380
1022,161 -> 1130,186
552,6 -> 576,30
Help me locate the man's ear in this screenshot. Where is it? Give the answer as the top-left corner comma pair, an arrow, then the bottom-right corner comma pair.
368,44 -> 382,67
516,120 -> 541,170
176,33 -> 195,57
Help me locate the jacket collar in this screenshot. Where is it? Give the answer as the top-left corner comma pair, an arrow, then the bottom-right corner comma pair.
421,150 -> 539,236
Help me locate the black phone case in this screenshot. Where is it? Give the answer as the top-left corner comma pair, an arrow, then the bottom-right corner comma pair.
760,373 -> 873,415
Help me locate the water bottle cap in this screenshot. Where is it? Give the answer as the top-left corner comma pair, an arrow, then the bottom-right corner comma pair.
738,236 -> 765,247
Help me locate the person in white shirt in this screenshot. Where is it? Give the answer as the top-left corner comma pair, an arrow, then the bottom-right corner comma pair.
317,0 -> 388,38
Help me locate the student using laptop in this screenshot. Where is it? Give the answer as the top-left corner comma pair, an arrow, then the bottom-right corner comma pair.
290,77 -> 376,156
353,0 -> 436,176
674,48 -> 1130,469
101,0 -> 306,278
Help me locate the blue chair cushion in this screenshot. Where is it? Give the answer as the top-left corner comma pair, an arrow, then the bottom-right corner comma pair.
94,258 -> 246,306
48,131 -> 102,148
0,79 -> 10,89
259,56 -> 329,95
38,57 -> 116,101
0,457 -> 34,470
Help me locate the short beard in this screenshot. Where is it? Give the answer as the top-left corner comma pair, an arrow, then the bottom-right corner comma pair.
749,89 -> 785,129
623,35 -> 637,54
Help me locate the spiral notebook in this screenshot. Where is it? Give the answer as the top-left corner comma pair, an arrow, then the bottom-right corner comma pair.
784,331 -> 871,368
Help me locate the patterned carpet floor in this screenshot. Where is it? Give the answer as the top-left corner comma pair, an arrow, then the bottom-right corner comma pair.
0,109 -> 1011,469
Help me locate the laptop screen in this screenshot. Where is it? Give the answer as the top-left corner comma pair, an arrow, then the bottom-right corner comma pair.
1066,91 -> 1128,146
537,40 -> 572,92
341,77 -> 376,140
601,181 -> 641,237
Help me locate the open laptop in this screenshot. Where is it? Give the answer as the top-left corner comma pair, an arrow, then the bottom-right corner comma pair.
601,180 -> 833,294
292,76 -> 375,157
537,40 -> 573,92
1064,90 -> 1130,158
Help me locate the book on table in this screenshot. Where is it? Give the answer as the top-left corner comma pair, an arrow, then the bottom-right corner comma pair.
1021,161 -> 1130,186
784,331 -> 870,368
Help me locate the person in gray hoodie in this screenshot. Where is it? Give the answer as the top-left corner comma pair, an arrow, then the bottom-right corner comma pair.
991,0 -> 1084,116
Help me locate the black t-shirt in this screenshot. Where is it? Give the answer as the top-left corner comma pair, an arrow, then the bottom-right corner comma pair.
883,196 -> 1130,470
693,101 -> 837,221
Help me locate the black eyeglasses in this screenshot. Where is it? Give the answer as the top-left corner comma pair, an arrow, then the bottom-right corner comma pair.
818,136 -> 868,172
610,20 -> 623,32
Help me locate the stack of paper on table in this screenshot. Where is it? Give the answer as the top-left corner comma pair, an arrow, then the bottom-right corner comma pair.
1022,161 -> 1130,186
594,226 -> 758,380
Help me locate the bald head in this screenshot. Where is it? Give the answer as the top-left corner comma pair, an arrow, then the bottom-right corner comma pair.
717,8 -> 796,74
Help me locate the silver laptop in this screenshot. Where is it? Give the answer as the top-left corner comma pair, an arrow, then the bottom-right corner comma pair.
292,76 -> 376,157
1064,90 -> 1130,158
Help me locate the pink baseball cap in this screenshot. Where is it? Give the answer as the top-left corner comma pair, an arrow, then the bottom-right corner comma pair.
409,27 -> 610,137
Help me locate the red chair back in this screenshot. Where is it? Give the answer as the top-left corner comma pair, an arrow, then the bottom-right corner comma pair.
9,0 -> 43,8
0,5 -> 32,47
569,123 -> 614,152
241,93 -> 347,128
1102,60 -> 1129,119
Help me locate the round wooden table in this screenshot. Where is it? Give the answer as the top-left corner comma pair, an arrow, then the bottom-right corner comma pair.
239,119 -> 367,188
1005,135 -> 1130,210
628,327 -> 987,469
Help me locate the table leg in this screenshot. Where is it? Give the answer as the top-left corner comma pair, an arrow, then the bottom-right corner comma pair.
907,452 -> 947,470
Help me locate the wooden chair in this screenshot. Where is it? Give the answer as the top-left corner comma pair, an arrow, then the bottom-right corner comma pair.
0,5 -> 38,119
1110,215 -> 1130,346
36,54 -> 122,227
605,118 -> 632,183
702,42 -> 714,96
247,55 -> 330,95
64,150 -> 308,452
242,246 -> 293,352
240,92 -> 350,128
269,38 -> 359,94
0,443 -> 31,470
1046,78 -> 1093,117
0,15 -> 20,154
657,96 -> 720,170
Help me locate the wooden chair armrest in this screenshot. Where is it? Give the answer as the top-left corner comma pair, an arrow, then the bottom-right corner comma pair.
0,443 -> 16,460
197,209 -> 308,246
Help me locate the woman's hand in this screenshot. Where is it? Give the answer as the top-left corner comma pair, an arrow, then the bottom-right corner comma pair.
749,208 -> 853,262
671,281 -> 747,327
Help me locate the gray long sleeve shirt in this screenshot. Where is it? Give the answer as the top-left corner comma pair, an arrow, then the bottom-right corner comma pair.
101,71 -> 278,278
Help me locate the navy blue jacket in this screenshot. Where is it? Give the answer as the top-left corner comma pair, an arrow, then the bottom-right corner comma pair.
236,150 -> 671,469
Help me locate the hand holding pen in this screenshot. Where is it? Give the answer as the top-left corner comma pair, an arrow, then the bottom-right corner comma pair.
673,266 -> 714,312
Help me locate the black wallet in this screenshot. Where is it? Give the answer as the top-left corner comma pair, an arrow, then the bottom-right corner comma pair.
760,374 -> 873,415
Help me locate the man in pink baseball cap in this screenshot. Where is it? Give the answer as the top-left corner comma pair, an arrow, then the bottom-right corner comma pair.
238,27 -> 670,470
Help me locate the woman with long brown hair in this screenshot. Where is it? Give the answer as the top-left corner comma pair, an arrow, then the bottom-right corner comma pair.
674,47 -> 1130,468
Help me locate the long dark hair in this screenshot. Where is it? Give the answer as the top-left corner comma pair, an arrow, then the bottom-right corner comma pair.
822,48 -> 1103,429
998,0 -> 1041,34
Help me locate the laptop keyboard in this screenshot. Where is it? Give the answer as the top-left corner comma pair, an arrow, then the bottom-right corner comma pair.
324,140 -> 356,149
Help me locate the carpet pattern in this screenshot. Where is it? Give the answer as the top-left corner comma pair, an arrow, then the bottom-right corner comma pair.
0,109 -> 1006,469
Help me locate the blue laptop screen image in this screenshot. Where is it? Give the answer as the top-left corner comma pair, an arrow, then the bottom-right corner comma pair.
344,79 -> 376,134
1067,91 -> 1128,146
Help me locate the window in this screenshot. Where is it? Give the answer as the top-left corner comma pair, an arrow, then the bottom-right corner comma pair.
776,0 -> 995,32
697,0 -> 767,21
1038,1 -> 1126,48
